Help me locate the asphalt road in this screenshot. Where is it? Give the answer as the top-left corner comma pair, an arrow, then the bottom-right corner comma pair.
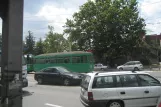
23,74 -> 83,107
23,71 -> 161,107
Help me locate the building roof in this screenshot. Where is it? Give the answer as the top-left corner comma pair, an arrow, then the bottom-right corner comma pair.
146,34 -> 161,40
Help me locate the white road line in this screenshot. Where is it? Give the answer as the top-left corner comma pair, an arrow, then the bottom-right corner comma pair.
45,103 -> 63,107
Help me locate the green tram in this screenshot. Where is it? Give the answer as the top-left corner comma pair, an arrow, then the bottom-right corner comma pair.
24,54 -> 34,73
27,51 -> 94,73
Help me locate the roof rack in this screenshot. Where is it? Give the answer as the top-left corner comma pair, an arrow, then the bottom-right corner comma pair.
95,72 -> 99,75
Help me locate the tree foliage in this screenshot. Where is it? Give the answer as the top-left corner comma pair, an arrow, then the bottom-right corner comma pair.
64,19 -> 80,51
35,38 -> 44,55
64,0 -> 145,60
24,31 -> 35,54
43,26 -> 68,53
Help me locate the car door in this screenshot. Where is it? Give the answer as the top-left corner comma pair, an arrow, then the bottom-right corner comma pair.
129,62 -> 135,70
137,74 -> 161,107
125,62 -> 134,70
41,68 -> 53,83
116,74 -> 145,107
123,62 -> 131,70
91,76 -> 118,101
47,68 -> 61,84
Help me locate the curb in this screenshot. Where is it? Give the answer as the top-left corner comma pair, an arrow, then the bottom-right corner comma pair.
152,71 -> 161,72
143,70 -> 160,72
141,71 -> 153,73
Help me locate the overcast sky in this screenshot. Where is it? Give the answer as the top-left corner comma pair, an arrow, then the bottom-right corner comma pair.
1,0 -> 161,40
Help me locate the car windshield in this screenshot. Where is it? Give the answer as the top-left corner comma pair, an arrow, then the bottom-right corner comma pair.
57,67 -> 70,73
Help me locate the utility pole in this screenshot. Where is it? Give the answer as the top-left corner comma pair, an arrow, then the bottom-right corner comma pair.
0,0 -> 24,107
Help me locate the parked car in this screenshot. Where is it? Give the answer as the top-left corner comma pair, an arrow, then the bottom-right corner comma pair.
94,63 -> 109,71
80,71 -> 161,107
117,61 -> 143,71
34,67 -> 84,86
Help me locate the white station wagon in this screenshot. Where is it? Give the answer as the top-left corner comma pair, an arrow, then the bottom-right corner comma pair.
117,61 -> 143,71
80,71 -> 161,107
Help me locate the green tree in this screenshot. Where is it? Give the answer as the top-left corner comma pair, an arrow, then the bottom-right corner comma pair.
64,19 -> 80,51
23,41 -> 26,54
44,26 -> 68,53
35,38 -> 44,55
64,0 -> 145,61
24,31 -> 35,54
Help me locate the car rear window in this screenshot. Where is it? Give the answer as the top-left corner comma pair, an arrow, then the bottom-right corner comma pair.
81,75 -> 91,90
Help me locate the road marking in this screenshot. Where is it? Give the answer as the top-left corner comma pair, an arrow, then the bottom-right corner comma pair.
142,71 -> 153,73
45,103 -> 63,107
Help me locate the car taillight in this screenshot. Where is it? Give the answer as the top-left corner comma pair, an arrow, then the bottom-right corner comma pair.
159,103 -> 161,107
88,92 -> 93,101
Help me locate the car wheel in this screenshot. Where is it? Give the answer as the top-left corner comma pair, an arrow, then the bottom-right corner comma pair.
63,79 -> 70,86
107,101 -> 123,107
37,77 -> 43,85
134,67 -> 139,71
119,68 -> 123,71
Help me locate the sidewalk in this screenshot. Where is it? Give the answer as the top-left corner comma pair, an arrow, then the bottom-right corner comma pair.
144,68 -> 161,72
